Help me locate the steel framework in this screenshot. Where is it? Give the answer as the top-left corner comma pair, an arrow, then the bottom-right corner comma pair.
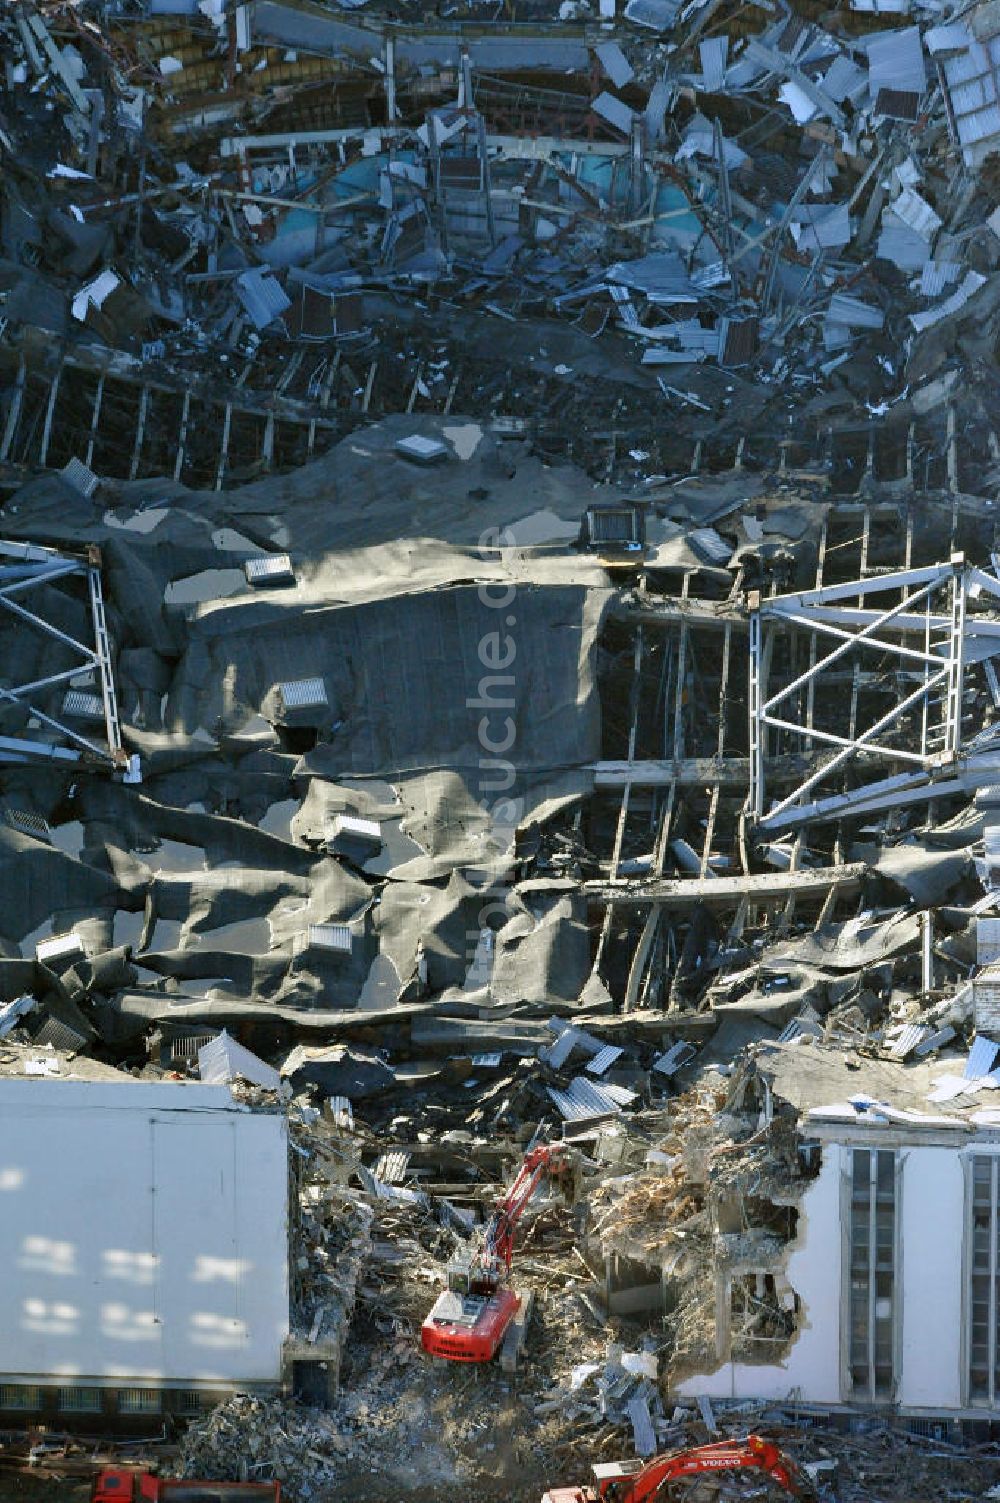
0,539 -> 131,775
748,553 -> 1000,833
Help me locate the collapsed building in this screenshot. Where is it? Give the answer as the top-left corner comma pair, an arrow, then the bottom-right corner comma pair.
9,0 -> 1000,1494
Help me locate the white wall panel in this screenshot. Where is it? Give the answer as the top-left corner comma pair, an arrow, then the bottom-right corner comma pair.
0,1079 -> 288,1385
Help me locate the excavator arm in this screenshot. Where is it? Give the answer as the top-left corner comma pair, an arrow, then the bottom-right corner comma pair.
603,1437 -> 816,1503
542,1436 -> 818,1503
483,1142 -> 575,1274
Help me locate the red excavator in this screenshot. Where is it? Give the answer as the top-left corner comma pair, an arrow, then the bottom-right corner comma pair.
541,1435 -> 819,1503
92,1474 -> 280,1503
421,1140 -> 578,1365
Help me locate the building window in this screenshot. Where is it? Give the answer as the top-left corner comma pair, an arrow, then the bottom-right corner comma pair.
968,1155 -> 1000,1403
118,1388 -> 161,1415
58,1387 -> 104,1414
173,1390 -> 206,1417
0,1385 -> 42,1411
847,1147 -> 896,1399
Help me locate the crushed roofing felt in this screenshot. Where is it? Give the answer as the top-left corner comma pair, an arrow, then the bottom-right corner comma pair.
7,0 -> 1000,1492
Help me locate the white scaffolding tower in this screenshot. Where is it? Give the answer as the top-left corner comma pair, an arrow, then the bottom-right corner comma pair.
0,539 -> 130,775
748,553 -> 1000,833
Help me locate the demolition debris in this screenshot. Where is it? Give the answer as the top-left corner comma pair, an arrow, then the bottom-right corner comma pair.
7,0 -> 1000,1499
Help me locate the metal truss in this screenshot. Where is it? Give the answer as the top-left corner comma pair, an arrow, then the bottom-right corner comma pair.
748,553 -> 1000,834
0,539 -> 131,776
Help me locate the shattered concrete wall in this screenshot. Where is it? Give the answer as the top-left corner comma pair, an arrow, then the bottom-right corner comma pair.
674,1146 -> 842,1406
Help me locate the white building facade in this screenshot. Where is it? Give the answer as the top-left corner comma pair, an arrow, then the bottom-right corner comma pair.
0,1076 -> 289,1423
677,1108 -> 1000,1417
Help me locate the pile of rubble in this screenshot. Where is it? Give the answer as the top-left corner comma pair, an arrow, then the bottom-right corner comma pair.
11,0 -> 1000,1498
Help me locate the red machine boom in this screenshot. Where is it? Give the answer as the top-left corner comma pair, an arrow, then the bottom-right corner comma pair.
541,1435 -> 818,1503
421,1141 -> 576,1363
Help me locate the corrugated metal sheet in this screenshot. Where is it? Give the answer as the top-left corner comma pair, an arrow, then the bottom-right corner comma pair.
823,320 -> 853,351
689,526 -> 733,564
642,348 -> 708,365
236,268 -> 291,330
592,91 -> 637,135
718,314 -> 759,368
877,214 -> 930,272
937,31 -> 1000,162
676,120 -> 747,170
357,1165 -> 426,1206
779,1017 -> 824,1043
546,1025 -> 581,1068
595,40 -> 635,89
586,1044 -> 625,1076
691,261 -> 730,290
607,252 -> 698,303
395,434 -> 449,463
624,0 -> 679,28
875,88 -> 921,120
910,269 -> 986,331
926,22 -> 974,55
627,1393 -> 657,1457
888,1023 -> 929,1059
278,676 -> 328,710
547,1075 -> 637,1121
644,78 -> 672,141
672,319 -> 721,352
652,1041 -> 696,1075
866,26 -> 927,97
891,186 -> 942,238
699,36 -> 728,91
374,1151 -> 411,1184
965,1034 -> 1000,1078
609,284 -> 641,327
245,553 -> 294,585
791,201 -> 852,250
920,260 -> 962,296
328,1095 -> 353,1129
914,1025 -> 957,1056
827,293 -> 884,328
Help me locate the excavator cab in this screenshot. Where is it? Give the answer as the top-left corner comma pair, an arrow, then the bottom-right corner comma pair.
446,1251 -> 474,1295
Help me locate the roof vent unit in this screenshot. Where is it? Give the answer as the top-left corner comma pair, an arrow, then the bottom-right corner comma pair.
300,923 -> 353,958
60,457 -> 100,499
36,932 -> 86,966
5,809 -> 51,843
580,504 -> 645,554
245,554 -> 294,587
394,434 -> 450,465
327,814 -> 383,861
276,677 -> 328,725
62,690 -> 104,722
